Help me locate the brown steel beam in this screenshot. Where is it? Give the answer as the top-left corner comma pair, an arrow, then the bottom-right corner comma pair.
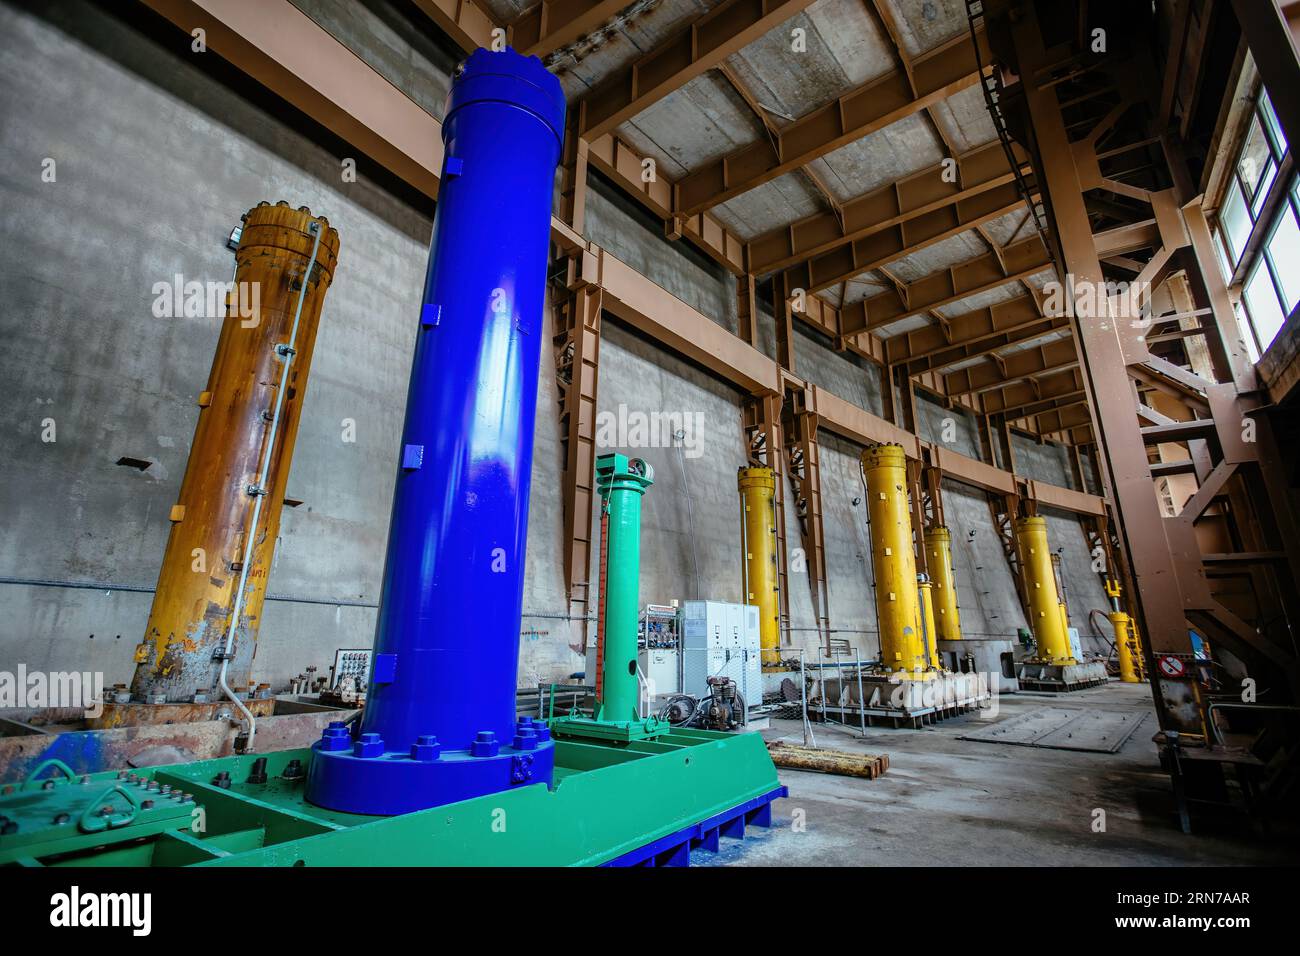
747,141 -> 1023,275
884,293 -> 1051,363
1009,5 -> 1195,673
980,368 -> 1086,416
899,318 -> 1070,376
843,235 -> 1052,336
942,338 -> 1079,397
786,396 -> 830,642
584,133 -> 747,274
675,28 -> 991,214
509,0 -> 628,57
1025,402 -> 1092,435
409,0 -> 496,52
575,0 -> 819,140
554,273 -> 603,610
142,0 -> 448,198
778,185 -> 1030,294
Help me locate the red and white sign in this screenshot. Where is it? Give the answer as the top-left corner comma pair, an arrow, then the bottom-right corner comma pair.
1157,655 -> 1185,678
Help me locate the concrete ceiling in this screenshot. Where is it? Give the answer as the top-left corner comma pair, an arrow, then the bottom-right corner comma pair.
521,0 -> 1052,386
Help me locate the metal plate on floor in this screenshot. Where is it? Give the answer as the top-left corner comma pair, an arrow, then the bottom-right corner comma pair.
959,707 -> 1148,753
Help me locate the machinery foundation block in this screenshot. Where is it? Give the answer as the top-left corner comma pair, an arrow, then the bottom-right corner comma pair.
812,671 -> 992,727
88,697 -> 276,730
1015,660 -> 1109,691
548,715 -> 666,743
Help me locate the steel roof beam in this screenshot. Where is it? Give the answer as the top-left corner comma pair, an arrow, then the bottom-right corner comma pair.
747,141 -> 1025,275
575,0 -> 819,140
674,27 -> 991,215
509,0 -> 630,57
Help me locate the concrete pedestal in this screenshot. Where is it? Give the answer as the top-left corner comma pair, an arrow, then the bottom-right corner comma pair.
1015,659 -> 1108,691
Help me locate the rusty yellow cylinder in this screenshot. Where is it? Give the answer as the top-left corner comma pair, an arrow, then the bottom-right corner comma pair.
131,202 -> 340,703
862,443 -> 931,677
1013,516 -> 1075,663
924,525 -> 962,641
918,579 -> 941,670
738,466 -> 781,666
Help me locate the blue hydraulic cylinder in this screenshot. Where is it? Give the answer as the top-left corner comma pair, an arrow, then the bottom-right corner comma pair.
306,48 -> 565,816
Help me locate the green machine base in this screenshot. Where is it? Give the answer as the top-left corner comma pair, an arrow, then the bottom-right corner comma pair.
0,727 -> 786,867
549,714 -> 670,743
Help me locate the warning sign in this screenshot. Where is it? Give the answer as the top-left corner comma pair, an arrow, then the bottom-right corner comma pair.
1157,655 -> 1185,678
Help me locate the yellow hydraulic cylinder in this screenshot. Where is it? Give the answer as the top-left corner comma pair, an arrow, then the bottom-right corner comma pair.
738,466 -> 782,666
1111,612 -> 1142,682
918,579 -> 941,670
923,526 -> 962,641
131,202 -> 340,704
1105,578 -> 1146,681
862,443 -> 932,678
1013,516 -> 1075,663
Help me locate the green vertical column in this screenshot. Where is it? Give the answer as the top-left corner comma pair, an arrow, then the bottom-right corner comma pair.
594,453 -> 653,723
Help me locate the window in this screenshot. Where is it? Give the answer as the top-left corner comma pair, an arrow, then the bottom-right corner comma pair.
1238,116 -> 1275,203
1221,180 -> 1252,263
1269,204 -> 1300,314
1244,261 -> 1286,351
1214,86 -> 1297,357
1262,89 -> 1287,155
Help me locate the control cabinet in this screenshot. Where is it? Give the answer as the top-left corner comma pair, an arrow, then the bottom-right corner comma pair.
680,601 -> 762,709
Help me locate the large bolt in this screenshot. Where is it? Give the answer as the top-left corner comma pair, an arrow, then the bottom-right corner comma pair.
470,731 -> 500,758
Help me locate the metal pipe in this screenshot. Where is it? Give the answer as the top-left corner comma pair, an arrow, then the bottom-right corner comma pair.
593,454 -> 653,723
738,466 -> 781,665
860,443 -> 934,678
218,216 -> 323,752
305,48 -> 565,816
130,202 -> 339,709
1013,516 -> 1076,663
918,577 -> 940,670
924,526 -> 963,641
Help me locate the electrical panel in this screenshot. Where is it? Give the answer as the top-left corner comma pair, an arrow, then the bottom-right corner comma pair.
640,647 -> 679,695
330,648 -> 372,691
680,601 -> 762,709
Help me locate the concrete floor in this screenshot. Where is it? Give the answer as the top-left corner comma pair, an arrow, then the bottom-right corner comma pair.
706,681 -> 1298,867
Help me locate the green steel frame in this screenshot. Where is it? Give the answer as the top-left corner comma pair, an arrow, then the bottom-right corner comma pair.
0,727 -> 785,867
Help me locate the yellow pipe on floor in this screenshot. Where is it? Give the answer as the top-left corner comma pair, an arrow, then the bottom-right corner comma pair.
862,443 -> 933,678
738,466 -> 781,666
924,526 -> 962,641
1013,516 -> 1076,664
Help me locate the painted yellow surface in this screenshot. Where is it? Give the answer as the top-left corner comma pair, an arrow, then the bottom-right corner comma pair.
861,444 -> 933,678
924,526 -> 962,641
738,466 -> 781,665
1013,516 -> 1075,663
